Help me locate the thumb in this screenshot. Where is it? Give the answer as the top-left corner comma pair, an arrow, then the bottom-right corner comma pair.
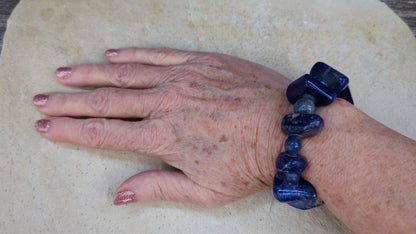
113,170 -> 234,208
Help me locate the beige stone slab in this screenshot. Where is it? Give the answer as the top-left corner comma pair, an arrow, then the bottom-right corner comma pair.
1,0 -> 415,233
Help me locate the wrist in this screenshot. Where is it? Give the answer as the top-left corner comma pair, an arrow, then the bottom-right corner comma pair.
301,98 -> 360,191
272,65 -> 416,231
299,98 -> 416,232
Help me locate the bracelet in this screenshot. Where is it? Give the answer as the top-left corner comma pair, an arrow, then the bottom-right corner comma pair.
273,62 -> 354,210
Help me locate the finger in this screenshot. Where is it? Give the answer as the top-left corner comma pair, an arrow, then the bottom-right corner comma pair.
34,117 -> 177,155
56,63 -> 169,88
33,87 -> 176,118
105,47 -> 197,66
113,170 -> 234,208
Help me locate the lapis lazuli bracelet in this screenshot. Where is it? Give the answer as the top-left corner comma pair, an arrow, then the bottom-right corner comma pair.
273,62 -> 354,210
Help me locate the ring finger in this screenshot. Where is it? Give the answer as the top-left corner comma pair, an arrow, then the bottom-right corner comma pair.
33,87 -> 179,118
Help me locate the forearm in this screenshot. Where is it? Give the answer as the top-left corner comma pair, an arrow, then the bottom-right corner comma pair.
301,99 -> 416,233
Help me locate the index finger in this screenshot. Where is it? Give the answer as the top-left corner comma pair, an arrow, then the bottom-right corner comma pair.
105,47 -> 197,66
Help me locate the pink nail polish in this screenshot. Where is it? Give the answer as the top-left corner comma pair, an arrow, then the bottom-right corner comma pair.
106,49 -> 119,57
33,94 -> 49,106
35,119 -> 51,133
113,190 -> 136,205
56,67 -> 72,79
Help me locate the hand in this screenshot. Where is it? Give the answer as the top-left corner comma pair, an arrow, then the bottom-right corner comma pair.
33,47 -> 291,208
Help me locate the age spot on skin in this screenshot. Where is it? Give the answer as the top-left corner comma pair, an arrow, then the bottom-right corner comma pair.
189,81 -> 201,88
219,135 -> 228,142
372,204 -> 381,213
202,147 -> 212,155
194,160 -> 199,165
209,112 -> 217,121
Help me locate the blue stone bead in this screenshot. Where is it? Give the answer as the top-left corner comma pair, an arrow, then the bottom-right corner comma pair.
294,95 -> 316,114
273,172 -> 285,187
284,136 -> 301,154
310,62 -> 354,105
314,75 -> 329,87
273,178 -> 323,210
286,74 -> 337,106
284,173 -> 300,186
275,152 -> 306,173
310,62 -> 349,94
281,113 -> 324,138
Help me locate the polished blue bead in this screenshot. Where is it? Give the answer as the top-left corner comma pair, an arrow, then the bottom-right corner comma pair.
310,62 -> 354,104
275,152 -> 306,173
314,75 -> 329,87
281,113 -> 324,138
273,178 -> 317,202
310,62 -> 349,94
294,95 -> 316,114
273,172 -> 284,187
284,136 -> 301,154
286,74 -> 337,106
284,173 -> 300,186
273,178 -> 323,210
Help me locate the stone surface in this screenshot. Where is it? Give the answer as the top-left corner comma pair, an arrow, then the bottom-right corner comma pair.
1,0 -> 416,233
282,113 -> 324,138
284,135 -> 302,154
294,95 -> 316,114
275,152 -> 307,174
273,174 -> 323,210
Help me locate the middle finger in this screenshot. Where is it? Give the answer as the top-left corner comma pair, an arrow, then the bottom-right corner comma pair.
56,63 -> 171,89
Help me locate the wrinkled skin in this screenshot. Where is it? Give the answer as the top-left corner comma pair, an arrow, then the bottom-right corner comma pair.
34,47 -> 291,208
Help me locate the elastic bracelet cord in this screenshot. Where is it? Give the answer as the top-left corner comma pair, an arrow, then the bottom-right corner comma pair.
273,62 -> 354,210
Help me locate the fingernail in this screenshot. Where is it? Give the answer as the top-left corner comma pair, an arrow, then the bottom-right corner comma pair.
106,49 -> 119,57
33,94 -> 49,106
56,67 -> 72,79
113,190 -> 136,205
35,119 -> 51,133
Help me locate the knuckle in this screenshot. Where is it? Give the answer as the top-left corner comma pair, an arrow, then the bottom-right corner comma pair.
194,53 -> 226,67
154,47 -> 172,54
177,67 -> 199,80
149,47 -> 172,64
166,65 -> 202,82
159,87 -> 185,109
111,64 -> 135,87
139,120 -> 177,154
87,88 -> 111,115
152,183 -> 168,201
80,119 -> 108,148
